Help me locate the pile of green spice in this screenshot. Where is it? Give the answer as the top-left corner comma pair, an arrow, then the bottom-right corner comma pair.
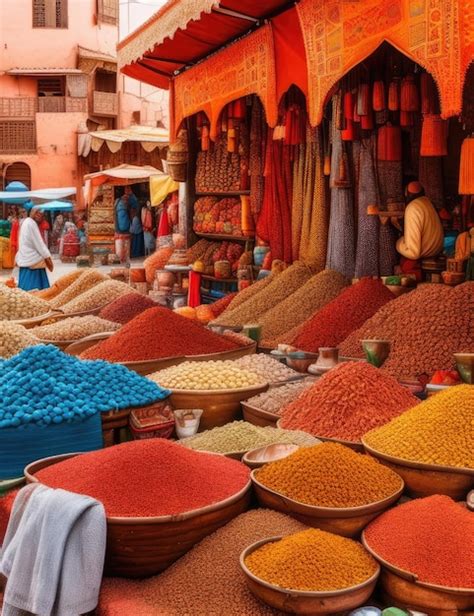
180,421 -> 318,454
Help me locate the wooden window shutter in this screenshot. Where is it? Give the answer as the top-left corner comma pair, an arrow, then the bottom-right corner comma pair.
33,0 -> 67,27
97,0 -> 118,25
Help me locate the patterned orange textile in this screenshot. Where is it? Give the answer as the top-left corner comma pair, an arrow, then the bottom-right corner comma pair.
297,0 -> 472,126
172,25 -> 277,140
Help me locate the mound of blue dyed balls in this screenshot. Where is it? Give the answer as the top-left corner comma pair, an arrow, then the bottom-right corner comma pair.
0,345 -> 170,429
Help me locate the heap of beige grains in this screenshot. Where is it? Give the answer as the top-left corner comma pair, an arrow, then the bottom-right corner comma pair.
340,282 -> 474,380
33,316 -> 120,341
98,509 -> 306,616
0,285 -> 51,320
246,379 -> 315,415
50,270 -> 108,308
0,322 -> 40,358
234,354 -> 299,383
258,270 -> 349,343
212,262 -> 314,326
60,280 -> 138,314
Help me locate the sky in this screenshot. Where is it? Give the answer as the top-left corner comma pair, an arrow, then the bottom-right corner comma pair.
119,0 -> 168,39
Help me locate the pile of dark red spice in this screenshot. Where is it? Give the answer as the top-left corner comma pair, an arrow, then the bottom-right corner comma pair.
291,279 -> 394,352
209,292 -> 238,318
35,439 -> 250,517
98,293 -> 157,325
81,306 -> 240,362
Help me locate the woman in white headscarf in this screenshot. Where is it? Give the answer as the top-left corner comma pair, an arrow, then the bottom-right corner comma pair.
16,206 -> 53,291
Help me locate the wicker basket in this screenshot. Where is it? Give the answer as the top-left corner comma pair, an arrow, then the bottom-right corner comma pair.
166,160 -> 187,182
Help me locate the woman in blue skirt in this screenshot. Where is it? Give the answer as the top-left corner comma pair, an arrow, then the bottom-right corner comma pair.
16,206 -> 53,291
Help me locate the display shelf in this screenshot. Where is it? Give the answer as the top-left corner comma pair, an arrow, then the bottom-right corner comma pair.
195,191 -> 251,197
194,232 -> 254,242
202,274 -> 238,283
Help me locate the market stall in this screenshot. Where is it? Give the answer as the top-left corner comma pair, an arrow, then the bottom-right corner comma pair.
83,164 -> 178,263
0,2 -> 473,615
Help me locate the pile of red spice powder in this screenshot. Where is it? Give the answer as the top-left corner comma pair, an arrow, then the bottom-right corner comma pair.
35,440 -> 250,517
209,292 -> 238,318
0,489 -> 17,544
81,306 -> 240,362
280,362 -> 418,442
99,293 -> 157,325
364,495 -> 474,588
291,279 -> 394,353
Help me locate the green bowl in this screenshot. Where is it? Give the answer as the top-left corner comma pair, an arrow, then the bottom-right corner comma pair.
454,353 -> 474,384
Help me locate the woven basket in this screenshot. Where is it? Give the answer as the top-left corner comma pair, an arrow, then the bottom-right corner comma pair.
166,160 -> 187,182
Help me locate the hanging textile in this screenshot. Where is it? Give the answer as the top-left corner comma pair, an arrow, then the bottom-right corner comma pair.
249,98 -> 267,219
173,25 -> 277,139
291,142 -> 306,261
354,136 -> 380,278
326,95 -> 355,279
377,160 -> 403,276
298,126 -> 328,270
296,0 -> 467,126
257,134 -> 293,263
419,156 -> 445,211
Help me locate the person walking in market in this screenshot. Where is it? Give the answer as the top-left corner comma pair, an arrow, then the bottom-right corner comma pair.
129,207 -> 145,259
15,206 -> 53,291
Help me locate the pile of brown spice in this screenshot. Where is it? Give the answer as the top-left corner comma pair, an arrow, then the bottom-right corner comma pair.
212,262 -> 314,327
98,510 -> 305,616
340,282 -> 473,379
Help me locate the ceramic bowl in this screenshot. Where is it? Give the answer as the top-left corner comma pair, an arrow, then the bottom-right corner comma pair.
454,353 -> 474,384
362,534 -> 474,612
168,383 -> 269,431
240,536 -> 380,614
362,439 -> 474,500
361,340 -> 391,368
25,452 -> 252,578
251,470 -> 404,537
242,443 -> 301,469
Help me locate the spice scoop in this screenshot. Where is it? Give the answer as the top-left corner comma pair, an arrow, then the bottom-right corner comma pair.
174,409 -> 203,439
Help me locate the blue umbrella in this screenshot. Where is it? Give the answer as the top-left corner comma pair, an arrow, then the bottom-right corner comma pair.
2,182 -> 30,205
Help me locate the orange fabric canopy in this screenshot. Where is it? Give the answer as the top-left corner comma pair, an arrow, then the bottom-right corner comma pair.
118,0 -> 292,90
119,0 -> 473,134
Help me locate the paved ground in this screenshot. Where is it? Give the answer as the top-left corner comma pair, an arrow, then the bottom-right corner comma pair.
1,255 -> 146,284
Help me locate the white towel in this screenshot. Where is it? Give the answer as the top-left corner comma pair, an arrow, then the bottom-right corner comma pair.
1,483 -> 106,616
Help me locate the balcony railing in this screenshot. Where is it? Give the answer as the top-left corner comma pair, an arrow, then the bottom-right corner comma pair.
92,91 -> 118,116
0,97 -> 87,117
0,97 -> 36,118
38,97 -> 87,113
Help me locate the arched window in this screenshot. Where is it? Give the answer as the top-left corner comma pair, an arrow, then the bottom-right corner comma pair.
3,162 -> 32,190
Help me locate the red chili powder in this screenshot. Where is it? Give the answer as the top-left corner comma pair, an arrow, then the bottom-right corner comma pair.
210,293 -> 238,318
99,293 -> 157,325
291,279 -> 394,352
0,489 -> 17,544
364,495 -> 474,588
280,362 -> 418,441
35,440 -> 250,517
81,306 -> 240,362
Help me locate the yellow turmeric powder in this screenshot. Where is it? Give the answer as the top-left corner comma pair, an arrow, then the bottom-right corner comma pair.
363,384 -> 474,468
255,443 -> 402,508
244,528 -> 378,591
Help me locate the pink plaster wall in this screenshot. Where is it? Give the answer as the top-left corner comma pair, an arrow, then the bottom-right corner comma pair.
0,0 -> 117,71
1,113 -> 86,189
